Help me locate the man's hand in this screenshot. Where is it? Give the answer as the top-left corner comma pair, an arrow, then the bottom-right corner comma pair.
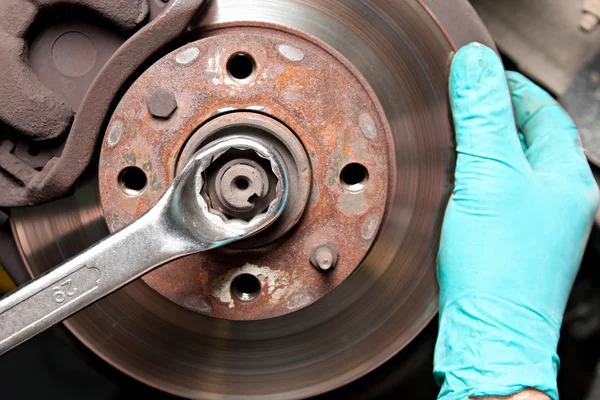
434,43 -> 599,400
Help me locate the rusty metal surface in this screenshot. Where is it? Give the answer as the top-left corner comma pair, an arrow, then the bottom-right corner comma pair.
98,29 -> 391,320
10,0 -> 494,398
0,0 -> 206,206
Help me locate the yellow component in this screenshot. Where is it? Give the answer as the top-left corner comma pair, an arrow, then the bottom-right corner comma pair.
0,265 -> 16,294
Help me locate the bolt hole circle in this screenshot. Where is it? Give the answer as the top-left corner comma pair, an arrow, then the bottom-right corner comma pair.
231,273 -> 261,302
227,53 -> 255,80
118,166 -> 147,196
340,163 -> 368,191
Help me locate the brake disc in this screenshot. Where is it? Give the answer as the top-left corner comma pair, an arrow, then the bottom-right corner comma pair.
10,1 -> 494,398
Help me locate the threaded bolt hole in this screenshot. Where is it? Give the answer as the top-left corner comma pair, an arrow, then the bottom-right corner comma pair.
231,273 -> 261,302
227,53 -> 255,80
340,163 -> 368,191
118,166 -> 147,196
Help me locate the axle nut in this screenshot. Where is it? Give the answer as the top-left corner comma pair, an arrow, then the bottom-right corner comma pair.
202,149 -> 279,222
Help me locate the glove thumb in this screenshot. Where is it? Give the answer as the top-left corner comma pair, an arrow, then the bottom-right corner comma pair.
450,43 -> 526,189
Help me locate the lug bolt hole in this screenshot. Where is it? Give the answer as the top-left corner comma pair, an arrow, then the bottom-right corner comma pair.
118,166 -> 147,196
340,163 -> 368,191
227,53 -> 255,80
231,273 -> 261,302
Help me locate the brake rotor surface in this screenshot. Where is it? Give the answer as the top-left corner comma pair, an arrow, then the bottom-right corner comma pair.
11,1 -> 494,398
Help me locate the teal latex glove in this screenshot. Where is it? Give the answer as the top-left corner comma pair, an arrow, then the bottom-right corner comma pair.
434,43 -> 600,400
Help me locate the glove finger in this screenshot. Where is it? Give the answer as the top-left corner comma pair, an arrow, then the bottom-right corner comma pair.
507,71 -> 589,175
33,0 -> 149,31
450,43 -> 525,172
0,36 -> 72,141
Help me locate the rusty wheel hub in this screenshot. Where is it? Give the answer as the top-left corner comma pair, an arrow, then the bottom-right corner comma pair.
98,27 -> 392,320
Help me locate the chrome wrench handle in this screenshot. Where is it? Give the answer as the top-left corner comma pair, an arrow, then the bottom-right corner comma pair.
0,136 -> 289,355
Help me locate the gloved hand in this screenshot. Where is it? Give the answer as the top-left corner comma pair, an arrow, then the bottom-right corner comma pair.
0,0 -> 148,141
434,43 -> 600,400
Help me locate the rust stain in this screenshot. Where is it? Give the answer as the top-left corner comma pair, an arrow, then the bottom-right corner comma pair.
107,120 -> 123,147
361,214 -> 380,241
175,47 -> 200,64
